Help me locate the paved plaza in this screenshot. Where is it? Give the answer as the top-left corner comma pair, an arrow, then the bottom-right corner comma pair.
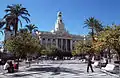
0,60 -> 119,78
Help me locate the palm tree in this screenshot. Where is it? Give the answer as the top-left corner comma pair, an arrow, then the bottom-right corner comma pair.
25,24 -> 38,33
3,4 -> 30,69
84,17 -> 103,42
3,4 -> 30,36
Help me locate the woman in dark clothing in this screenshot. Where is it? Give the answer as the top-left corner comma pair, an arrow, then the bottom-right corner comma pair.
8,61 -> 14,73
87,56 -> 94,73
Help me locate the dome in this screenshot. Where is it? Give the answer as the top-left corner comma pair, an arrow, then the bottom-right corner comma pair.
51,30 -> 55,33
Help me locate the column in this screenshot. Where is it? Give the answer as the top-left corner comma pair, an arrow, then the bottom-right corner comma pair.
70,40 -> 72,52
45,38 -> 47,48
66,39 -> 67,51
40,38 -> 42,45
51,39 -> 53,47
61,39 -> 63,50
56,39 -> 58,48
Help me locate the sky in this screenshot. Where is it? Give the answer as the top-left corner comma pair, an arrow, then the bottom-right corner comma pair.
0,0 -> 120,41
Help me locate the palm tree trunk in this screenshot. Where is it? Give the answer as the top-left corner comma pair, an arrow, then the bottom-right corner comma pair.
91,28 -> 95,54
14,18 -> 19,69
91,28 -> 94,42
14,18 -> 18,37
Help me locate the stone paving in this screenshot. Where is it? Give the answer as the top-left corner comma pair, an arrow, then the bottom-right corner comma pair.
0,60 -> 119,78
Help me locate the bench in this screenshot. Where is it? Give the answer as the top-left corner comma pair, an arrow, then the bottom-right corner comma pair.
101,64 -> 119,74
102,64 -> 115,71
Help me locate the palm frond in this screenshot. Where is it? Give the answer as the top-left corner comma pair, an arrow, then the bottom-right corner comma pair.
34,26 -> 38,29
83,25 -> 88,28
5,9 -> 11,13
21,16 -> 30,23
20,12 -> 30,16
3,14 -> 11,19
0,30 -> 3,35
18,19 -> 22,28
7,5 -> 13,9
3,4 -> 30,35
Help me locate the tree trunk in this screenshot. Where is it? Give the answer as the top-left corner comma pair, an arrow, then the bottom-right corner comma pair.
108,47 -> 111,63
27,55 -> 31,67
91,28 -> 94,42
29,61 -> 31,67
14,18 -> 18,37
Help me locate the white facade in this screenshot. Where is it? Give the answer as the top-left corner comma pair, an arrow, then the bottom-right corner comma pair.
36,12 -> 84,52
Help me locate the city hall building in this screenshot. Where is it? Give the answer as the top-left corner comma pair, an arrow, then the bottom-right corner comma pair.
35,12 -> 84,52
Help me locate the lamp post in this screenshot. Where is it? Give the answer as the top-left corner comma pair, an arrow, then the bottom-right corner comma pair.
83,35 -> 87,60
83,35 -> 86,44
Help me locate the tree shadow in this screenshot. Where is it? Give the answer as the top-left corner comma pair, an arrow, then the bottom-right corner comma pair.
12,73 -> 32,77
27,66 -> 84,75
12,72 -> 41,77
32,64 -> 52,67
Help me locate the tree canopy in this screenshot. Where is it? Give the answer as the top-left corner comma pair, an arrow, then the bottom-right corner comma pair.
94,25 -> 120,57
3,4 -> 30,36
26,24 -> 38,33
5,30 -> 41,58
72,40 -> 92,56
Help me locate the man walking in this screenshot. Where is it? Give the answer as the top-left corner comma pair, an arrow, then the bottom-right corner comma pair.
87,56 -> 94,73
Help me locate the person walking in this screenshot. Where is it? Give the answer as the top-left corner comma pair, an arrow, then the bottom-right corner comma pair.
87,56 -> 94,73
36,58 -> 39,64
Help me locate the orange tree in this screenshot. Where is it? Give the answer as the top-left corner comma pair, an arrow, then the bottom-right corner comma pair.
72,39 -> 92,56
94,25 -> 120,60
5,29 -> 41,69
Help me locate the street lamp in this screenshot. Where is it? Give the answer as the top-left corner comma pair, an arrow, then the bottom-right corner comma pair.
83,35 -> 86,44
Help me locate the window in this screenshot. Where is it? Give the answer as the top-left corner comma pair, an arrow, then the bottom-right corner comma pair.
48,39 -> 50,41
53,39 -> 55,42
42,38 -> 45,41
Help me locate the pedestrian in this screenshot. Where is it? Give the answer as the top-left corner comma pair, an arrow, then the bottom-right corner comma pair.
87,56 -> 94,73
8,61 -> 14,73
36,58 -> 39,64
13,61 -> 18,72
3,61 -> 10,70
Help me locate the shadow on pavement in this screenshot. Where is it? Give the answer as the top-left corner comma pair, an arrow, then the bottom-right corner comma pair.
12,72 -> 41,77
32,64 -> 52,67
12,73 -> 32,77
27,66 -> 84,75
